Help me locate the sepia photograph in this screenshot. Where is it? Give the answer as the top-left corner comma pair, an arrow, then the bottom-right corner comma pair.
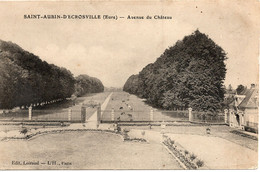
0,0 -> 259,170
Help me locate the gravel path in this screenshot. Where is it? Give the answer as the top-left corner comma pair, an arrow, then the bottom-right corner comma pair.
167,133 -> 257,169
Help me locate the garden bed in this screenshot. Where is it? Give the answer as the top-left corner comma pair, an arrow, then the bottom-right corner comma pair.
1,128 -> 121,141
121,128 -> 147,142
230,130 -> 258,140
162,136 -> 204,169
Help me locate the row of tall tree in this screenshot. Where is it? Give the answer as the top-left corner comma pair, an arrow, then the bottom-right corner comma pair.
74,74 -> 104,97
0,40 -> 104,109
123,30 -> 227,112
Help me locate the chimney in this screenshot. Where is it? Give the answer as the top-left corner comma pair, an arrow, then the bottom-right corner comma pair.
251,84 -> 255,88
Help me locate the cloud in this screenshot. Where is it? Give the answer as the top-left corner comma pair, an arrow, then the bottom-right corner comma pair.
3,1 -> 258,88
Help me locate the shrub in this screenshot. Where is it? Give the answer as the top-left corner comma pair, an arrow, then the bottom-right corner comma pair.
123,133 -> 130,140
117,126 -> 121,133
163,134 -> 168,139
190,153 -> 197,161
184,150 -> 189,156
206,128 -> 211,134
20,128 -> 28,135
123,128 -> 130,133
196,159 -> 204,168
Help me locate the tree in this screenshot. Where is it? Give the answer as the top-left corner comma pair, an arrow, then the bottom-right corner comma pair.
0,39 -> 76,109
0,56 -> 23,108
74,74 -> 104,97
123,74 -> 139,94
227,84 -> 233,92
236,84 -> 246,95
123,30 -> 227,112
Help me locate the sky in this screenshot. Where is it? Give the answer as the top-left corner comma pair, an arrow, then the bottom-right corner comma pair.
0,0 -> 259,88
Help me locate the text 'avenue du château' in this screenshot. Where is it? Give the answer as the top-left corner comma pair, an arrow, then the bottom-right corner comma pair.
24,14 -> 173,20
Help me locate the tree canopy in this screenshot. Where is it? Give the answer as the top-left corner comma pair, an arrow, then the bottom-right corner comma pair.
0,40 -> 104,109
74,74 -> 104,97
123,30 -> 227,112
0,40 -> 76,109
236,84 -> 246,95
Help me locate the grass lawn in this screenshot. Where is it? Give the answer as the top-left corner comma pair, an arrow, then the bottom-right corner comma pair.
0,131 -> 182,169
101,92 -> 189,122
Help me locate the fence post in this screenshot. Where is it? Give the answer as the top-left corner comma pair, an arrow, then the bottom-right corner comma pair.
111,108 -> 115,121
224,109 -> 228,124
28,106 -> 32,120
150,108 -> 154,121
68,108 -> 72,121
188,107 -> 193,122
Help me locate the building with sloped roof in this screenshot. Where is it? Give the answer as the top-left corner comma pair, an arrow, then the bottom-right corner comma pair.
229,84 -> 258,133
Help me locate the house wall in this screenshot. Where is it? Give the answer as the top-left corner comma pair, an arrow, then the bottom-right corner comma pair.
229,110 -> 240,127
244,108 -> 258,129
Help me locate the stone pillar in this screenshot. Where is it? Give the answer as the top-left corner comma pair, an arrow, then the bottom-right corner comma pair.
81,106 -> 86,123
68,108 -> 72,121
239,113 -> 244,130
28,106 -> 32,120
241,113 -> 245,127
150,108 -> 154,121
111,108 -> 115,121
229,111 -> 233,127
224,109 -> 228,124
188,107 -> 193,122
85,107 -> 88,122
97,104 -> 101,127
161,121 -> 166,134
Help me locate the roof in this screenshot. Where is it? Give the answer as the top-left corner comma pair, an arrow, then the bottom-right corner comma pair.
225,89 -> 236,95
237,87 -> 258,109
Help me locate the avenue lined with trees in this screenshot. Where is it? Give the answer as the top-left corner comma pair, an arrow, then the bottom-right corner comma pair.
0,40 -> 104,109
0,31 -> 244,113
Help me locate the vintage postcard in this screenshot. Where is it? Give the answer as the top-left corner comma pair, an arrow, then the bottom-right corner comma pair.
0,0 -> 259,170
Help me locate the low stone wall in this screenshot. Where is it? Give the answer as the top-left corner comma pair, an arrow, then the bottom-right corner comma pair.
1,128 -> 120,141
1,126 -> 148,144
